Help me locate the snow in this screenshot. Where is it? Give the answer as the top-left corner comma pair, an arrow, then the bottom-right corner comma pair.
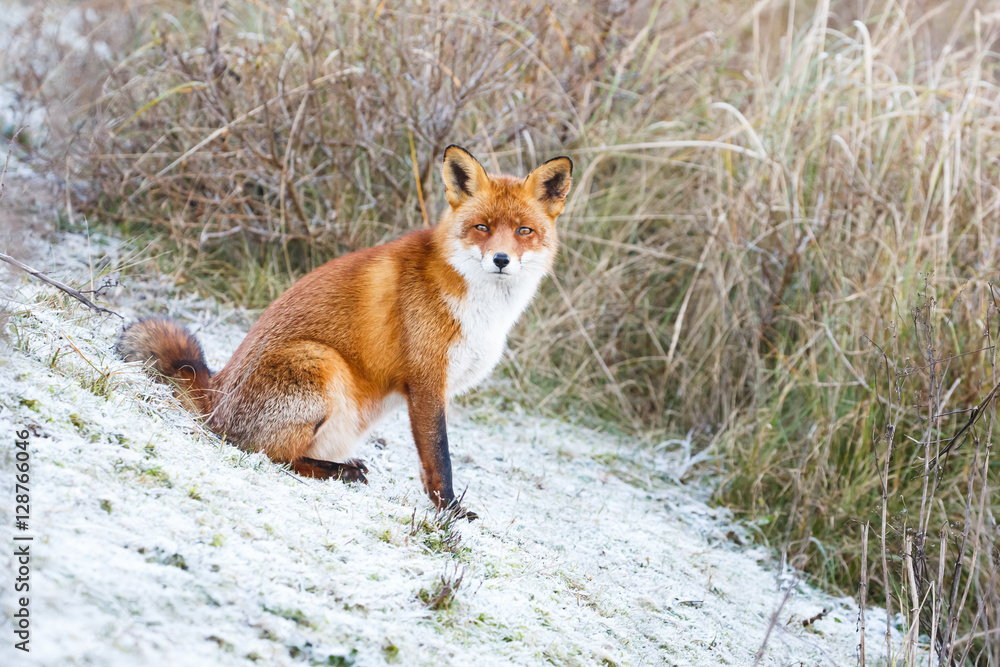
0,229 -> 906,666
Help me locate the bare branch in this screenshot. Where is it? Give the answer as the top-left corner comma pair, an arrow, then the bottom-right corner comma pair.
0,252 -> 123,320
0,126 -> 24,204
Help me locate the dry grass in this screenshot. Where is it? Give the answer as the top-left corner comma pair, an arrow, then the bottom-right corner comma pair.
848,284 -> 999,666
6,0 -> 1000,661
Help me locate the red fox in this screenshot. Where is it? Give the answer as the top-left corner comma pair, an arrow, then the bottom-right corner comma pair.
117,146 -> 572,517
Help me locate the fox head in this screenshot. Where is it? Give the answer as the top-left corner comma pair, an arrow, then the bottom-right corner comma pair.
439,145 -> 572,286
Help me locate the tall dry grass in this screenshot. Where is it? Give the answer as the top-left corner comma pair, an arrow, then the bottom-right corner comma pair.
859,286 -> 999,665
5,0 -> 1000,661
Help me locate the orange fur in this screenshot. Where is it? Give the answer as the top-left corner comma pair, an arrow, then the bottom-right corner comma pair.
117,145 -> 572,515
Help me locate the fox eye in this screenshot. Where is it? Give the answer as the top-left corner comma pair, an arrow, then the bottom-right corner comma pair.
517,226 -> 533,236
474,224 -> 489,233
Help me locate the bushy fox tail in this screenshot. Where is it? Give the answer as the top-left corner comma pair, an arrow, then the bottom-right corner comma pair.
116,317 -> 213,416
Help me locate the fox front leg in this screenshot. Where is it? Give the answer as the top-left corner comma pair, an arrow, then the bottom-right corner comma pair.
405,383 -> 476,520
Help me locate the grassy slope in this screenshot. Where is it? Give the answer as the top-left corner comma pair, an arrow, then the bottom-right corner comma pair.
0,231 -> 898,666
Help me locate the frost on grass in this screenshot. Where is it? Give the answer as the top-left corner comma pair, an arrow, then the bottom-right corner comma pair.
0,233 -> 901,666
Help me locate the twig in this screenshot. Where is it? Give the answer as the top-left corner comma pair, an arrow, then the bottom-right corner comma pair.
802,608 -> 830,628
930,525 -> 946,665
0,126 -> 24,203
408,126 -> 429,228
859,522 -> 869,667
0,252 -> 123,320
904,534 -> 920,662
929,379 -> 1000,468
753,584 -> 796,666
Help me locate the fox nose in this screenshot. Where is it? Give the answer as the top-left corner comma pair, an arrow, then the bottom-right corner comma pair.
493,253 -> 510,270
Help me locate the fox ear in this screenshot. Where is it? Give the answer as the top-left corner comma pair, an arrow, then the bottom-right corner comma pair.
442,145 -> 489,209
525,156 -> 573,217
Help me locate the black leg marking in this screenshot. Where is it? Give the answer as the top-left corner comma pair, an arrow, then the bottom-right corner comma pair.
432,410 -> 454,503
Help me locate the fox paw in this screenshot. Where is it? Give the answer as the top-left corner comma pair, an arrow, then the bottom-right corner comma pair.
456,507 -> 478,522
333,458 -> 369,484
440,498 -> 477,522
293,457 -> 369,484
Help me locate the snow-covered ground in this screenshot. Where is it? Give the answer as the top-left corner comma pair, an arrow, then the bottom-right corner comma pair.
0,222 -> 905,666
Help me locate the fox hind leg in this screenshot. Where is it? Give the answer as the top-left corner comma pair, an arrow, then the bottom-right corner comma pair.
215,341 -> 368,481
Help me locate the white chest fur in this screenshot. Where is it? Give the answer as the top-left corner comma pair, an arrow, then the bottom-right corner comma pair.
445,276 -> 541,396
